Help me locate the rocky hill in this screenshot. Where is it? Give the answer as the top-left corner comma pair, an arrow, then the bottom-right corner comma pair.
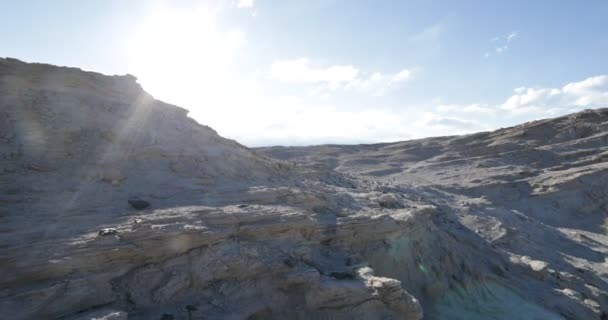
260,108 -> 608,319
1,58 -> 607,319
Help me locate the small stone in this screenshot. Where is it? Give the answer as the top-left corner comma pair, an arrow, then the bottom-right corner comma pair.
283,258 -> 296,268
26,162 -> 49,172
101,169 -> 125,184
583,298 -> 600,309
98,228 -> 117,236
128,198 -> 150,210
238,204 -> 249,208
529,260 -> 548,272
562,288 -> 582,300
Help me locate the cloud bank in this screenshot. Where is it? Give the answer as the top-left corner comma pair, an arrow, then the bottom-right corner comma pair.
427,75 -> 608,137
270,58 -> 412,95
207,74 -> 608,147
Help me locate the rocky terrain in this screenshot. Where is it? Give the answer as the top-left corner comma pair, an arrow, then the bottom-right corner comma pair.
260,108 -> 608,319
1,57 -> 607,319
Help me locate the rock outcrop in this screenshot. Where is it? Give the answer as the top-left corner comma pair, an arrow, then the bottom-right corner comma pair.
1,57 -> 607,319
0,58 -> 423,320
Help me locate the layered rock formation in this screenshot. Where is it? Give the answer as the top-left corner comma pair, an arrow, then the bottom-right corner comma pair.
1,57 -> 607,319
260,108 -> 608,319
0,58 -> 423,320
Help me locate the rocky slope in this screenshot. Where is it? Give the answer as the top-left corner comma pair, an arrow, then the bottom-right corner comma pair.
1,57 -> 606,319
260,108 -> 608,319
0,58 -> 424,320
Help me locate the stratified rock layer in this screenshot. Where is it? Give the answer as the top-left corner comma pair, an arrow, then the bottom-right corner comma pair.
0,58 -> 423,320
260,108 -> 608,319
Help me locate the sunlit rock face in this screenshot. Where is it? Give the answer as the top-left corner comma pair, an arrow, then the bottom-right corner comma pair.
0,58 -> 421,320
259,108 -> 608,319
1,57 -> 606,320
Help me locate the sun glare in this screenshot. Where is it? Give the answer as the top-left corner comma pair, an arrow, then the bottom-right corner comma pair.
127,4 -> 244,110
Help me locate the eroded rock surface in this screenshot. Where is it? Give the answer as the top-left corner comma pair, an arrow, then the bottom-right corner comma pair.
0,58 -> 422,320
260,108 -> 608,319
1,57 -> 607,319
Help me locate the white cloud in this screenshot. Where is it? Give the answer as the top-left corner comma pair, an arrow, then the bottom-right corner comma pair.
270,58 -> 359,90
270,58 -> 412,95
426,117 -> 480,129
485,31 -> 518,58
501,75 -> 608,110
391,69 -> 412,82
495,45 -> 507,53
562,75 -> 608,105
506,31 -> 518,42
430,75 -> 608,136
344,72 -> 385,93
237,0 -> 254,9
501,87 -> 561,110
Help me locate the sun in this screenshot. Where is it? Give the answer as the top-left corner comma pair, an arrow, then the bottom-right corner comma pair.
127,4 -> 244,109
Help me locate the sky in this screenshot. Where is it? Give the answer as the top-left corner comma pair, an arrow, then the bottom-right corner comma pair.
2,0 -> 608,146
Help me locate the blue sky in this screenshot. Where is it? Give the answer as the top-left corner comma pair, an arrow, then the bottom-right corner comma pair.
2,0 -> 608,146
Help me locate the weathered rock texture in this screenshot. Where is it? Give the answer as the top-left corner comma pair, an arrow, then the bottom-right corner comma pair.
260,108 -> 608,319
0,58 -> 421,320
1,57 -> 607,319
